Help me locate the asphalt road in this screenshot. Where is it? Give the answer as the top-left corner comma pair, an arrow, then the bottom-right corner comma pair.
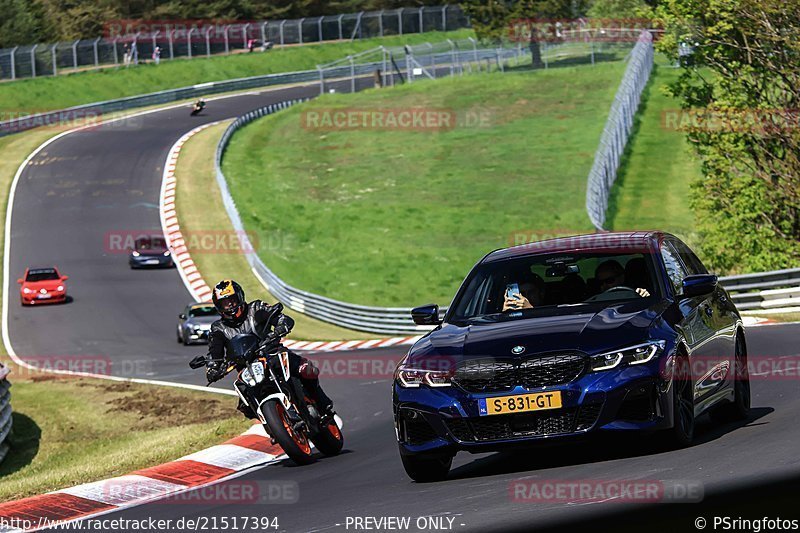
6,76 -> 800,532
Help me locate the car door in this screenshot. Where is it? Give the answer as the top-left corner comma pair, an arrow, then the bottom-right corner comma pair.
660,240 -> 719,405
673,239 -> 738,397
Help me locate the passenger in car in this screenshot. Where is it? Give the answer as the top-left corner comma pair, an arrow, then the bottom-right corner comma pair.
502,272 -> 545,311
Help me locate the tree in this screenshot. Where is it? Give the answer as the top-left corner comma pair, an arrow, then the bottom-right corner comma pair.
461,0 -> 586,66
657,0 -> 800,272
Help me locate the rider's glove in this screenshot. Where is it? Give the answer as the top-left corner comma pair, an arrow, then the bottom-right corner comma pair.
206,362 -> 226,383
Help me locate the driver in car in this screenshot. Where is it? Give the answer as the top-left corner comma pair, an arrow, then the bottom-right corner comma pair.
502,273 -> 546,311
595,260 -> 650,297
205,279 -> 334,419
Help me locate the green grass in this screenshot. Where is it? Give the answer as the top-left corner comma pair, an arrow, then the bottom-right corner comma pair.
0,371 -> 247,501
0,30 -> 472,115
222,62 -> 627,307
174,122 -> 372,340
606,56 -> 701,243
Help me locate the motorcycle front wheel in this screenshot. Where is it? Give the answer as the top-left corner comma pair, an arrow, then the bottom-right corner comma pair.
311,417 -> 344,456
261,400 -> 315,465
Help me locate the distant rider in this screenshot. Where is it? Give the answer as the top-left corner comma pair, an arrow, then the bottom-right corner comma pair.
205,279 -> 334,419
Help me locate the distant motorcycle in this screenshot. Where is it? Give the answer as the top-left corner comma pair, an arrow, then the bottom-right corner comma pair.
189,320 -> 343,465
190,100 -> 206,116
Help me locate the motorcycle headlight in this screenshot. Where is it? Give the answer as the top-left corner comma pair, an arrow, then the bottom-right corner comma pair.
242,361 -> 266,386
590,340 -> 666,371
394,364 -> 451,388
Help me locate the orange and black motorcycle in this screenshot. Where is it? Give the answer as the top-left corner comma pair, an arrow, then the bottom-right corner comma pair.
190,331 -> 343,465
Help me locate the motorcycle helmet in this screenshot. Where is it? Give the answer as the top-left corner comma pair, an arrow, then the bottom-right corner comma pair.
212,279 -> 246,324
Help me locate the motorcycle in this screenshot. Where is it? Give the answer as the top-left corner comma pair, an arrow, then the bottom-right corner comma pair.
189,320 -> 343,465
190,100 -> 206,116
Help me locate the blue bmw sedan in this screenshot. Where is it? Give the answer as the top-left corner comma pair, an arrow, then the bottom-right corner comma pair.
393,232 -> 750,482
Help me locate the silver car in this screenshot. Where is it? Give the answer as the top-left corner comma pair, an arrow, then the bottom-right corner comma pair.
177,303 -> 219,345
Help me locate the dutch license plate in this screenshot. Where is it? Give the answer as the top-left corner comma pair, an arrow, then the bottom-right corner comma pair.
144,259 -> 160,265
37,294 -> 51,299
478,391 -> 562,416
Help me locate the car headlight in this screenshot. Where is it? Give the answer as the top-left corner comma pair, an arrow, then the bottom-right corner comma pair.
132,251 -> 140,257
163,250 -> 171,256
590,341 -> 666,371
22,287 -> 32,294
241,361 -> 266,387
56,285 -> 64,291
394,363 -> 452,388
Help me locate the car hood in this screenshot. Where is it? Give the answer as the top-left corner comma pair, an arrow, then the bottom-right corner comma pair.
22,280 -> 62,290
406,299 -> 669,364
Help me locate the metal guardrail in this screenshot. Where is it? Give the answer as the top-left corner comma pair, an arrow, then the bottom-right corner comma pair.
0,5 -> 469,81
0,365 -> 11,464
585,30 -> 654,230
720,268 -> 800,311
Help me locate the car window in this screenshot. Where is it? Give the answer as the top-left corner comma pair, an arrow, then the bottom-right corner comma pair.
449,251 -> 659,323
26,269 -> 59,281
661,242 -> 688,294
673,240 -> 708,275
189,306 -> 218,317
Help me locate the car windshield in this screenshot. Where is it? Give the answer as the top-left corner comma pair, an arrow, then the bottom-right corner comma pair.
135,236 -> 167,250
189,306 -> 218,318
26,269 -> 59,282
448,251 -> 660,323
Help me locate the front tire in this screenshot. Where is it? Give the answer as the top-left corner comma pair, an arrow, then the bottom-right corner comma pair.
261,400 -> 315,465
311,419 -> 344,456
400,449 -> 452,482
668,353 -> 695,447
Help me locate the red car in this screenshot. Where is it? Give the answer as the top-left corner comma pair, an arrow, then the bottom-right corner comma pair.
18,267 -> 68,305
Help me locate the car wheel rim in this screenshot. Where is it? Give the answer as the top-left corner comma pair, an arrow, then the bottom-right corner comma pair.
278,403 -> 311,455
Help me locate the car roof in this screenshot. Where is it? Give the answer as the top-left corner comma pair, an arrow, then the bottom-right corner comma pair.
481,231 -> 667,263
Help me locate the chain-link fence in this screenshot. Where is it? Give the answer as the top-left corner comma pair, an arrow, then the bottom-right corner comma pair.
585,30 -> 655,230
0,5 -> 469,82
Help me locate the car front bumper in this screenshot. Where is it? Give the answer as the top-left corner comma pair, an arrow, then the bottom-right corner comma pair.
129,254 -> 174,268
21,292 -> 67,305
393,360 -> 676,457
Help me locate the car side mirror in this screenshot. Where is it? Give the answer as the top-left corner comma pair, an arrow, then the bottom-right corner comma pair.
61,276 -> 69,281
16,279 -> 22,284
178,313 -> 186,319
412,304 -> 441,326
681,274 -> 718,298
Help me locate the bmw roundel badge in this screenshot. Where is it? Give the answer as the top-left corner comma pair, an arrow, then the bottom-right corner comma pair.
511,345 -> 526,355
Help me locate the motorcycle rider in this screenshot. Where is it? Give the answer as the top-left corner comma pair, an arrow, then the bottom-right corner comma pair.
205,279 -> 334,419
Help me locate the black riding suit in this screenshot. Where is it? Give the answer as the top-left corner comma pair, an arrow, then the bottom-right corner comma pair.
206,299 -> 333,418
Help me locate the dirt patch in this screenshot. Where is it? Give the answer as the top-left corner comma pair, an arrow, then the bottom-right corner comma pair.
106,387 -> 234,428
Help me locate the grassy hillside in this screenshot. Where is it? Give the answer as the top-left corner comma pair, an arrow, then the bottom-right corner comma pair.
223,61 -> 626,306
